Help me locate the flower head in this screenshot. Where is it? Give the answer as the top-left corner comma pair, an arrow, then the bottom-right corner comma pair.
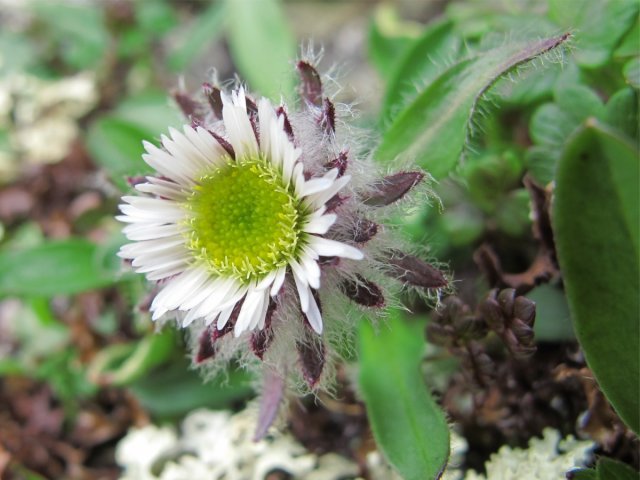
117,59 -> 447,394
119,88 -> 361,337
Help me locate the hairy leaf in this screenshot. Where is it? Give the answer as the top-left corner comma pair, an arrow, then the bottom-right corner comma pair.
375,34 -> 569,178
382,19 -> 459,124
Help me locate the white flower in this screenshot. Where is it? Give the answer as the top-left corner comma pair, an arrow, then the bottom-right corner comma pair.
117,60 -> 446,398
118,88 -> 363,337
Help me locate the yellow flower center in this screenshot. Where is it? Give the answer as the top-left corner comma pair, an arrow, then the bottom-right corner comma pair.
184,157 -> 302,281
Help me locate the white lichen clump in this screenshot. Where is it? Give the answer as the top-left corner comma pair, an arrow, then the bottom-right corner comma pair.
0,72 -> 97,176
116,409 -> 362,480
442,428 -> 594,480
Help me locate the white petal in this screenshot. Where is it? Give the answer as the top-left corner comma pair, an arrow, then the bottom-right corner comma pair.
309,237 -> 364,260
190,280 -> 245,319
300,177 -> 334,196
151,267 -> 210,312
135,179 -> 186,200
204,313 -> 219,326
118,237 -> 184,258
122,223 -> 181,241
181,125 -> 227,168
305,174 -> 351,209
217,304 -> 236,330
249,289 -> 270,331
142,141 -> 194,185
222,91 -> 258,158
255,270 -> 277,290
134,255 -> 189,274
180,277 -> 232,310
234,287 -> 264,337
290,260 -> 310,312
258,97 -> 275,156
196,127 -> 230,165
292,162 -> 305,194
305,290 -> 323,334
299,253 -> 321,289
146,263 -> 186,281
166,126 -> 209,171
303,213 -> 337,235
270,267 -> 287,296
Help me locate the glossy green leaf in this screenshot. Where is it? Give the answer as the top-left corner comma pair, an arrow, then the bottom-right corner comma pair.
0,239 -> 118,297
596,457 -> 639,479
554,120 -> 639,433
548,0 -> 639,68
359,313 -> 449,480
226,0 -> 295,99
382,20 -> 459,124
375,34 -> 569,178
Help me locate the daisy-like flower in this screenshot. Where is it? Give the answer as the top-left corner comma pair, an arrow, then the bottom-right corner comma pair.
117,59 -> 447,404
118,87 -> 362,337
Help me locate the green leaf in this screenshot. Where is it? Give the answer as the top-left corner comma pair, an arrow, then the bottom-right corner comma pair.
525,146 -> 557,185
604,88 -> 639,142
87,118 -> 152,189
0,239 -> 118,297
135,0 -> 177,36
359,313 -> 449,480
624,57 -> 640,89
32,1 -> 108,69
375,34 -> 569,179
615,19 -> 640,58
368,5 -> 420,81
553,120 -> 639,434
226,0 -> 295,99
88,331 -> 176,386
554,85 -> 605,125
568,468 -> 598,480
86,92 -> 181,189
530,103 -> 575,147
111,91 -> 182,137
497,65 -> 560,106
527,84 -> 606,183
596,457 -> 639,480
167,2 -> 225,72
548,0 -> 639,68
527,284 -> 575,342
129,358 -> 254,418
382,20 -> 460,124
